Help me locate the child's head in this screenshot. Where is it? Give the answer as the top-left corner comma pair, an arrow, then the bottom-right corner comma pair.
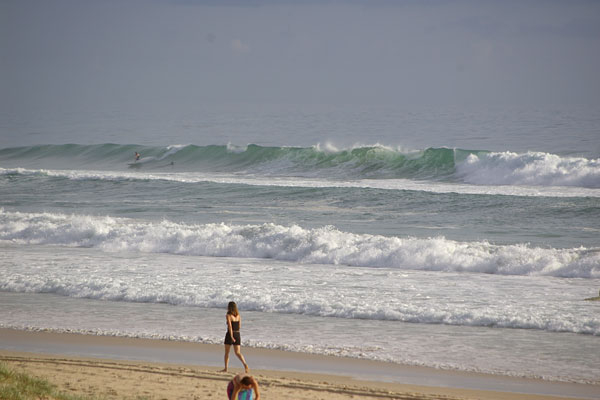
240,376 -> 253,388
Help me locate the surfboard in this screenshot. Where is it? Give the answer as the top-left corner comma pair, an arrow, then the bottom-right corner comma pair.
128,157 -> 150,167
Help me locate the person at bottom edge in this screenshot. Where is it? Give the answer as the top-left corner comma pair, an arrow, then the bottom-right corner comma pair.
227,373 -> 260,400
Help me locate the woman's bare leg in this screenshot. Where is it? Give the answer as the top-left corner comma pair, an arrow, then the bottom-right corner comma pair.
233,345 -> 249,373
221,344 -> 231,372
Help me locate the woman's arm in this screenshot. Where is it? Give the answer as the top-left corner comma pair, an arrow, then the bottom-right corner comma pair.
251,377 -> 260,400
231,383 -> 242,400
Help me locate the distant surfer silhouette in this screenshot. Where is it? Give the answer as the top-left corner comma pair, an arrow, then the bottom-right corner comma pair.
134,152 -> 140,162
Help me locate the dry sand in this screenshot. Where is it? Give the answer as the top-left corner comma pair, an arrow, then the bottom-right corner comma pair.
2,351 -> 459,400
2,351 -> 568,400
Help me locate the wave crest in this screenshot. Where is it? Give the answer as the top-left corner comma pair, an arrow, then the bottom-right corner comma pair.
2,144 -> 599,188
457,151 -> 600,188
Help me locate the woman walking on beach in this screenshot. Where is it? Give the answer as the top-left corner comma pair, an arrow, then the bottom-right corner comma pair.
221,301 -> 249,373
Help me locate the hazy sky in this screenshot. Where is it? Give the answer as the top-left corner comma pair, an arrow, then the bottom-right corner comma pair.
2,0 -> 600,114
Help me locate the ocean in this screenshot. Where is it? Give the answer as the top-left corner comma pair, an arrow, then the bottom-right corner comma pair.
1,104 -> 599,385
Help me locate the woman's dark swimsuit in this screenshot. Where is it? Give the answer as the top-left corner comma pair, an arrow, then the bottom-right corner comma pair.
224,320 -> 241,345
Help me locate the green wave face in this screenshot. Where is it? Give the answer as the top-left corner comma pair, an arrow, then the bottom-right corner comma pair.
0,143 -> 475,180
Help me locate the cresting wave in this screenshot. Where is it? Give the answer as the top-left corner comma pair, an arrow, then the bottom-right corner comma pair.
1,143 -> 599,188
1,210 -> 598,279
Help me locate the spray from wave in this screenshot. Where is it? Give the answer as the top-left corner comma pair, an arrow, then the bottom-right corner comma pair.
457,151 -> 600,187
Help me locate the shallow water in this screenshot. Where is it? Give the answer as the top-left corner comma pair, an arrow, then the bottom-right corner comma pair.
1,244 -> 599,383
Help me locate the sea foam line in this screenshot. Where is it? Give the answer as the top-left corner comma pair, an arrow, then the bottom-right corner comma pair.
2,167 -> 599,198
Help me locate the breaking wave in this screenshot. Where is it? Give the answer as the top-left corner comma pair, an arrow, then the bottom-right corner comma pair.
1,143 -> 599,188
1,209 -> 598,279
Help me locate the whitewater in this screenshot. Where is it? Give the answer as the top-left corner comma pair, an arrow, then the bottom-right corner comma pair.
1,210 -> 599,279
1,105 -> 599,386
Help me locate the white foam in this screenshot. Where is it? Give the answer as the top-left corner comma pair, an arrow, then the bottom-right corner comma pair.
1,245 -> 598,338
1,209 -> 598,279
456,151 -> 600,188
226,142 -> 248,153
162,144 -> 188,159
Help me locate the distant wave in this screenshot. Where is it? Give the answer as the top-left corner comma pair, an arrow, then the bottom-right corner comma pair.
1,210 -> 598,279
1,143 -> 599,188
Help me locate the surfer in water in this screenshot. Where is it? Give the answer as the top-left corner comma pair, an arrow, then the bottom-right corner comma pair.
134,152 -> 140,162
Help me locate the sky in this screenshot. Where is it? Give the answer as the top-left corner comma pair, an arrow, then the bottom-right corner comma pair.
2,0 -> 600,115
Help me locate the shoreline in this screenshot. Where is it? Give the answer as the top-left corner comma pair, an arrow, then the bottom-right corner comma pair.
1,328 -> 597,400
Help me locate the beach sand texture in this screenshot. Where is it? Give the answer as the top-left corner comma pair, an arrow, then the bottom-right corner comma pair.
2,351 -> 575,400
2,352 -> 450,400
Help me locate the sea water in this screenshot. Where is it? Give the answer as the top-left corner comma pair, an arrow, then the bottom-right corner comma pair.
0,104 -> 599,384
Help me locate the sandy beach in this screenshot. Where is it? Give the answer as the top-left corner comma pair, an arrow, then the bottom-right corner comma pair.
1,329 -> 596,400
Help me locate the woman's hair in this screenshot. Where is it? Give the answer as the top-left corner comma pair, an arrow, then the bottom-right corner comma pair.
227,301 -> 239,316
240,376 -> 253,386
